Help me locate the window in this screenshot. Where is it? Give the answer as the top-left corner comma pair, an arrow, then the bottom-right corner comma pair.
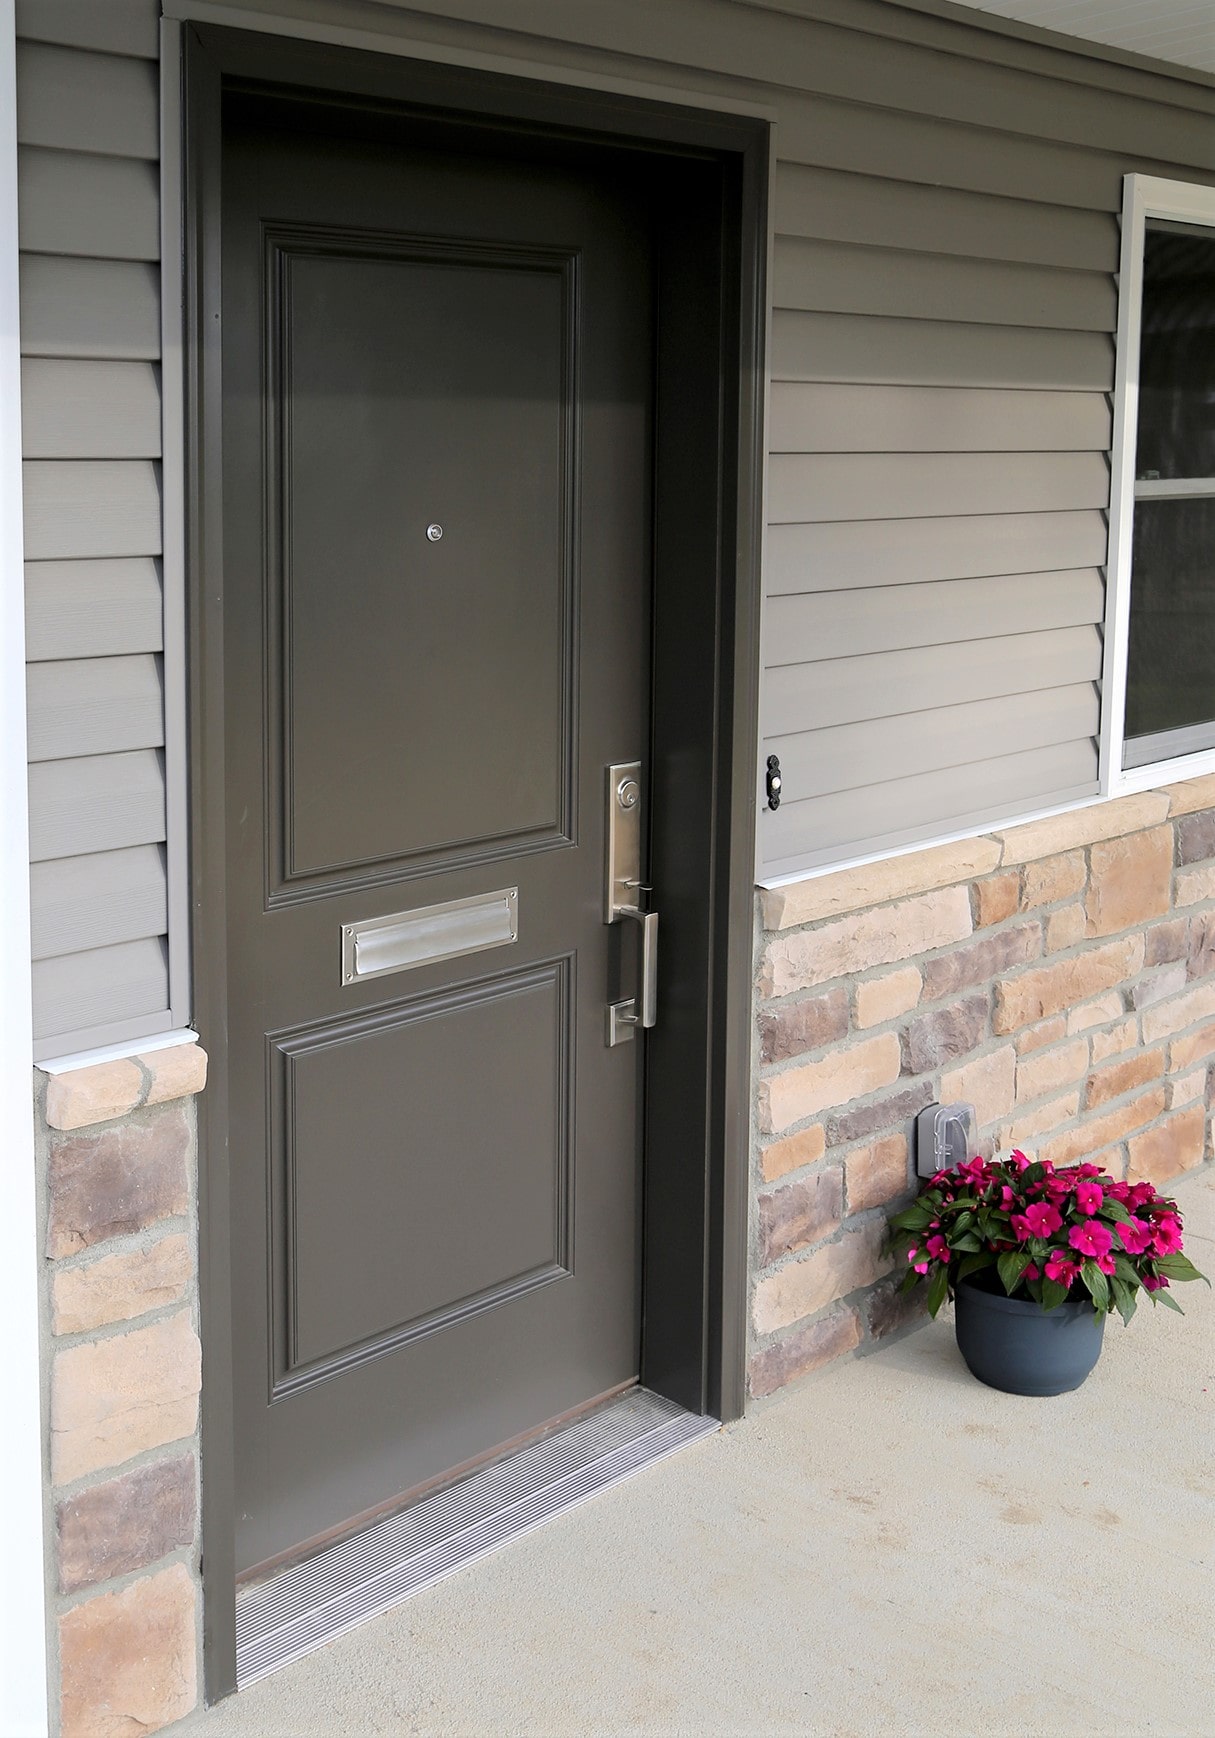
1104,176 -> 1215,788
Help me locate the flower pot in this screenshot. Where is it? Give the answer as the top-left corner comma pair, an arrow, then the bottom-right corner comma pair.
954,1273 -> 1105,1396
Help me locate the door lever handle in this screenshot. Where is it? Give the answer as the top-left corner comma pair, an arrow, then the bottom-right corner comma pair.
617,906 -> 658,1030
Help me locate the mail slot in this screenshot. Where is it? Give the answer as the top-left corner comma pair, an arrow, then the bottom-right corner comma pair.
341,888 -> 519,985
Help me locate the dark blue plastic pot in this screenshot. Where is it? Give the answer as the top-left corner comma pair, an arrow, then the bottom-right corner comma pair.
954,1274 -> 1105,1396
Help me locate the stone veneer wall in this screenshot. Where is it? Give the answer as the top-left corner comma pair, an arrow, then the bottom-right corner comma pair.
749,775 -> 1215,1398
35,1044 -> 207,1738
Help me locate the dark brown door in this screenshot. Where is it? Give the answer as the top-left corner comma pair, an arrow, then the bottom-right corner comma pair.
221,97 -> 655,1576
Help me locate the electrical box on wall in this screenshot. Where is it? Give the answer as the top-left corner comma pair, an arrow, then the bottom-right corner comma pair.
915,1103 -> 975,1179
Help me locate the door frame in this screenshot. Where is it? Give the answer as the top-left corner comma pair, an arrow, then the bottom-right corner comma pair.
181,21 -> 767,1701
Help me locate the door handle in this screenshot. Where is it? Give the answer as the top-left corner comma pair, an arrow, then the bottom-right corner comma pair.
618,906 -> 658,1030
605,763 -> 658,1046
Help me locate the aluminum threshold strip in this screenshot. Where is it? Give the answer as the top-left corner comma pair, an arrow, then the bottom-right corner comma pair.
235,1388 -> 717,1686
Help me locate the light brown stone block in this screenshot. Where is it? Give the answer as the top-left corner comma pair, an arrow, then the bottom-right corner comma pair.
1086,1048 -> 1165,1112
1166,772 -> 1215,816
1127,1104 -> 1207,1185
1091,1018 -> 1138,1062
57,1455 -> 194,1595
920,923 -> 1040,1001
974,871 -> 1020,928
1175,864 -> 1215,907
996,794 -> 1171,865
752,1220 -> 891,1336
1169,1020 -> 1215,1073
1015,1016 -> 1068,1055
994,936 -> 1143,1034
1022,850 -> 1086,909
845,1133 -> 908,1213
1040,1088 -> 1167,1167
760,1125 -> 826,1184
1169,1067 -> 1208,1108
51,1310 -> 201,1485
757,1032 -> 902,1136
854,966 -> 922,1030
47,1105 -> 191,1259
1067,993 -> 1127,1035
51,1235 -> 192,1337
757,1168 -> 843,1266
1141,981 -> 1215,1045
759,886 -> 972,997
45,1060 -> 144,1133
1016,1039 -> 1089,1103
142,1044 -> 208,1107
941,1045 -> 1016,1128
748,1306 -> 861,1397
60,1563 -> 197,1738
999,1092 -> 1082,1151
1085,826 -> 1173,937
1045,904 -> 1087,952
760,837 -> 1000,931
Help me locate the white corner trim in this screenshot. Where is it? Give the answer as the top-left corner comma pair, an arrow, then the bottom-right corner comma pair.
0,0 -> 50,1730
36,1027 -> 202,1077
1100,171 -> 1215,800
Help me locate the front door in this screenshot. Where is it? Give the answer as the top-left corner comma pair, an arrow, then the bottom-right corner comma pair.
221,93 -> 655,1576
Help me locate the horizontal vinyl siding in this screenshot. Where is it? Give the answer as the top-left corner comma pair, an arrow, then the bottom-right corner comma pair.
18,2 -> 169,1055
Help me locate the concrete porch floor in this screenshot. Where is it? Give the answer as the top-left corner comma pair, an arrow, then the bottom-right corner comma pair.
186,1166 -> 1214,1738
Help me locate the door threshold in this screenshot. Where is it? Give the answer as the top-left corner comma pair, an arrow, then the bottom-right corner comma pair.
234,1389 -> 717,1687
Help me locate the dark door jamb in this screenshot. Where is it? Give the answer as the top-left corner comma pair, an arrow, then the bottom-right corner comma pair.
182,22 -> 767,1701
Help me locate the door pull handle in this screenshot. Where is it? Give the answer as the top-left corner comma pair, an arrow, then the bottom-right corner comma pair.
605,762 -> 658,1046
618,906 -> 658,1030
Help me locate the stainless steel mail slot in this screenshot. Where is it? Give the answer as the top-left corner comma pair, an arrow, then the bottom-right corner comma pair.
341,888 -> 519,985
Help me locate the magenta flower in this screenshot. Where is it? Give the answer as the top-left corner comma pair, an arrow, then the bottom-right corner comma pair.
1068,1220 -> 1113,1260
1096,1252 -> 1117,1276
1151,1213 -> 1183,1255
1116,1217 -> 1153,1255
907,1249 -> 930,1274
1141,1273 -> 1169,1293
1011,1202 -> 1061,1240
1044,1253 -> 1079,1287
1023,1262 -> 1041,1282
1074,1181 -> 1104,1216
925,1235 -> 950,1262
1128,1181 -> 1157,1208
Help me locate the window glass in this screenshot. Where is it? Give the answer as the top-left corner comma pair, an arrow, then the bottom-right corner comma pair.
1135,221 -> 1215,482
1125,497 -> 1215,740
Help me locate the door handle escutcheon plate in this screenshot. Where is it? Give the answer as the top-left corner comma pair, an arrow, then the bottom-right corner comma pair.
605,763 -> 658,1046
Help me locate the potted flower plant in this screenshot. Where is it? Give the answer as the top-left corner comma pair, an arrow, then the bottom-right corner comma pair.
888,1151 -> 1208,1395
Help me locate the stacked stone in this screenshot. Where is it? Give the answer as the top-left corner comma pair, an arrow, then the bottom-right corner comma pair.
750,777 -> 1215,1399
39,1045 -> 206,1738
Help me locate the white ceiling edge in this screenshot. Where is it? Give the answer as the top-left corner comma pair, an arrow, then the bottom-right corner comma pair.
944,0 -> 1215,77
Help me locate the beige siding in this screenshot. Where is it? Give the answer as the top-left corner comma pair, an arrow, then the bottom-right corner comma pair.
18,0 -> 168,1054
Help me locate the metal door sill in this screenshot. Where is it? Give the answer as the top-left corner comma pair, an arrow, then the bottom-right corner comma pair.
234,1388 -> 717,1687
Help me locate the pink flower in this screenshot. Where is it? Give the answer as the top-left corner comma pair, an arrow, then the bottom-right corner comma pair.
1116,1217 -> 1153,1255
1128,1181 -> 1157,1208
1142,1273 -> 1169,1293
1068,1221 -> 1113,1260
907,1249 -> 930,1274
1151,1214 -> 1183,1256
1045,1253 -> 1079,1287
1023,1262 -> 1041,1282
926,1235 -> 950,1262
1075,1163 -> 1103,1179
1024,1201 -> 1062,1237
1074,1181 -> 1104,1216
1096,1252 -> 1117,1276
999,1186 -> 1016,1208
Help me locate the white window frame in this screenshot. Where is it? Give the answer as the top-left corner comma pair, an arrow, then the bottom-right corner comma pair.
1101,173 -> 1215,797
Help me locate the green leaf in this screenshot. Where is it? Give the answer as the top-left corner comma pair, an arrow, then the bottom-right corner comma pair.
1023,1162 -> 1045,1185
1080,1259 -> 1110,1313
1040,1278 -> 1069,1312
956,1252 -> 995,1282
951,1234 -> 982,1253
1109,1277 -> 1138,1326
1153,1253 -> 1209,1286
897,1268 -> 921,1295
997,1251 -> 1030,1296
1153,1288 -> 1185,1314
926,1264 -> 950,1319
1099,1197 -> 1132,1223
889,1205 -> 933,1232
1024,1277 -> 1043,1305
1113,1255 -> 1140,1286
